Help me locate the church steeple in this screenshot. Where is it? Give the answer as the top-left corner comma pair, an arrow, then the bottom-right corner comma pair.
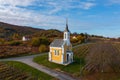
64,19 -> 70,32
63,19 -> 71,46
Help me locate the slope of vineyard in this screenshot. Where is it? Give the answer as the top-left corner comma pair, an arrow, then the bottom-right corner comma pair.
73,42 -> 120,80
73,43 -> 94,58
0,62 -> 34,80
4,61 -> 56,80
0,46 -> 38,58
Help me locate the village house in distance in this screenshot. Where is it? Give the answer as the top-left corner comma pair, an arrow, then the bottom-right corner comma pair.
49,20 -> 73,65
22,36 -> 31,41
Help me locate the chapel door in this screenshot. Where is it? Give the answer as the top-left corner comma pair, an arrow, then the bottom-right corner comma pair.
67,54 -> 69,62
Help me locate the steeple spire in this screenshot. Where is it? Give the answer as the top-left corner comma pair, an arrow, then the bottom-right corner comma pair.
66,18 -> 68,27
63,18 -> 71,45
64,18 -> 70,32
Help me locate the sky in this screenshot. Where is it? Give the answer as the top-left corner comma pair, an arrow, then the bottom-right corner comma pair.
0,0 -> 120,38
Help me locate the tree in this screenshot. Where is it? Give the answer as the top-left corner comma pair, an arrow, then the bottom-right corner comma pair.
80,33 -> 84,37
39,45 -> 47,53
31,38 -> 40,47
71,38 -> 79,43
9,41 -> 21,46
0,38 -> 5,45
77,35 -> 85,43
31,37 -> 50,47
12,33 -> 19,40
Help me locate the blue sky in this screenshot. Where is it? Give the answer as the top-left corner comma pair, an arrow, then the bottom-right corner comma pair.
0,0 -> 120,38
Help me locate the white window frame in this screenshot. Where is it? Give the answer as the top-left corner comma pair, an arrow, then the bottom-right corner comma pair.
54,50 -> 59,56
57,50 -> 59,55
54,50 -> 56,55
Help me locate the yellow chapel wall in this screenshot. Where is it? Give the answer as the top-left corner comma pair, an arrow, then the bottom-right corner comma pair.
50,47 -> 62,63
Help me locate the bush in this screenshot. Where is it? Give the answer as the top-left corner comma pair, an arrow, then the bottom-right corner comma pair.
71,38 -> 79,43
31,37 -> 49,47
9,41 -> 21,46
31,38 -> 40,46
39,45 -> 48,53
0,38 -> 5,45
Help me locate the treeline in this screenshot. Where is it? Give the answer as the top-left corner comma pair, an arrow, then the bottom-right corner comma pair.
71,33 -> 88,46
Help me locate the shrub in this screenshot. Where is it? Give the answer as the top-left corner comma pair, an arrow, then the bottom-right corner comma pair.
9,41 -> 21,46
39,45 -> 47,53
31,37 -> 49,47
0,38 -> 5,45
31,38 -> 40,46
71,38 -> 79,43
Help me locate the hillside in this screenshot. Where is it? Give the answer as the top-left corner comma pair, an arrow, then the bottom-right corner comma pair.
0,22 -> 62,39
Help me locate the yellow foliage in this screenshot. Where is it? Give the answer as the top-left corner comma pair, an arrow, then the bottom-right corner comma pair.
39,45 -> 47,53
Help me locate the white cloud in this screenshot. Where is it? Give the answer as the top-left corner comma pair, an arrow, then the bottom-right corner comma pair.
106,0 -> 120,5
35,0 -> 96,14
50,1 -> 95,14
81,2 -> 96,9
0,3 -> 65,30
0,0 -> 63,28
109,0 -> 120,4
0,0 -> 34,6
0,0 -> 96,30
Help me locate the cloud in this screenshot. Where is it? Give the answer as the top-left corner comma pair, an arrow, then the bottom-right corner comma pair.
109,0 -> 120,4
105,0 -> 120,5
81,2 -> 96,9
46,1 -> 96,14
0,0 -> 34,6
0,0 -> 66,29
0,0 -> 96,29
30,0 -> 96,14
0,5 -> 65,29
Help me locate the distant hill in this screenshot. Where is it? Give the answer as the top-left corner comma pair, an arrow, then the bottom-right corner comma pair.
1,21 -> 108,42
0,22 -> 62,39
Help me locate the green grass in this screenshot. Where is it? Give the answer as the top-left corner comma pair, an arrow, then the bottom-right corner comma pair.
3,61 -> 57,80
33,54 -> 85,77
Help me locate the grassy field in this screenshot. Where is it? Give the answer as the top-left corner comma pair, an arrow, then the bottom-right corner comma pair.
3,61 -> 57,80
33,54 -> 85,77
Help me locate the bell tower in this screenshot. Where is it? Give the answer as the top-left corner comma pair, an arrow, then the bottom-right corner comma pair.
64,19 -> 71,46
